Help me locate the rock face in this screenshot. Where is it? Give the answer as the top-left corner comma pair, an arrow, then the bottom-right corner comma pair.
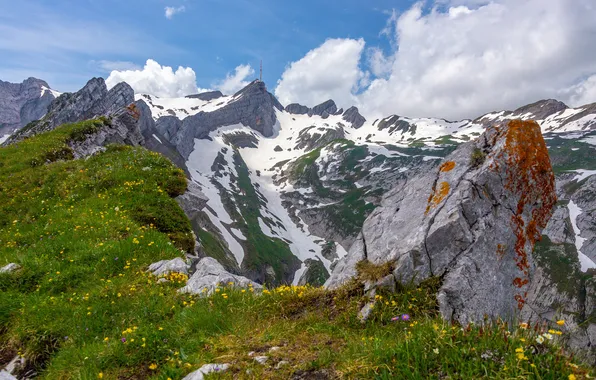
186,90 -> 224,101
326,120 -> 557,325
179,257 -> 262,295
172,80 -> 283,158
285,103 -> 310,115
0,77 -> 55,136
342,106 -> 366,129
6,78 -> 134,144
309,100 -> 338,118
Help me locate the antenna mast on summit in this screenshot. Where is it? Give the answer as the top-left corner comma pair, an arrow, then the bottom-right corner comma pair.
260,60 -> 263,82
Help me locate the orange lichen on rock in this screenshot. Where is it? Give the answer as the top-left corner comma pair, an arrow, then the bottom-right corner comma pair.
493,119 -> 556,310
127,103 -> 141,120
425,181 -> 450,214
496,244 -> 506,260
439,161 -> 456,172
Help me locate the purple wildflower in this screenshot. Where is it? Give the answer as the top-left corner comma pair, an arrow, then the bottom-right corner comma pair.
391,316 -> 400,321
121,338 -> 126,343
401,314 -> 410,321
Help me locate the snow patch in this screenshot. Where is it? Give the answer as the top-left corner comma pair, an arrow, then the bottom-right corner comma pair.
152,134 -> 163,144
0,135 -> 9,145
568,200 -> 596,272
40,86 -> 62,98
573,169 -> 596,182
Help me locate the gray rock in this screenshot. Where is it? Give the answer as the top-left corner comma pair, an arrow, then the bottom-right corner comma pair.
182,363 -> 230,380
254,356 -> 268,364
186,91 -> 224,101
0,371 -> 17,380
148,257 -> 189,276
178,257 -> 262,295
173,80 -> 283,158
68,105 -> 145,159
155,116 -> 182,141
342,106 -> 366,129
6,78 -> 134,144
0,263 -> 21,274
176,182 -> 209,217
327,120 -> 557,325
136,101 -> 190,175
0,77 -> 54,136
285,103 -> 310,115
308,100 -> 338,118
358,301 -> 375,322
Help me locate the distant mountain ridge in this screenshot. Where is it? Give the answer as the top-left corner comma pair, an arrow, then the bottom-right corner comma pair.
0,77 -> 60,142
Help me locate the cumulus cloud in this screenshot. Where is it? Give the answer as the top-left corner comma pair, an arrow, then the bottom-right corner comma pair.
214,64 -> 255,94
165,6 -> 185,20
106,59 -> 200,97
274,38 -> 366,109
565,75 -> 596,107
275,0 -> 596,120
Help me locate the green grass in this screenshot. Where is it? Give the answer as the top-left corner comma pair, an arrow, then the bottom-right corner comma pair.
0,121 -> 593,379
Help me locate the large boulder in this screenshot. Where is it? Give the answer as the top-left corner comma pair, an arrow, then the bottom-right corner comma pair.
179,257 -> 262,295
326,120 -> 557,325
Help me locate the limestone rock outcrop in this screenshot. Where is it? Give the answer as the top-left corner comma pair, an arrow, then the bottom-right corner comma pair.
326,120 -> 557,325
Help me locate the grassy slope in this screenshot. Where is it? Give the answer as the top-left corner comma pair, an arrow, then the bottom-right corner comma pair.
0,122 -> 593,379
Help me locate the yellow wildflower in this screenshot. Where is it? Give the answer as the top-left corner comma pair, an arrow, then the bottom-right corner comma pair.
149,363 -> 158,370
557,320 -> 565,326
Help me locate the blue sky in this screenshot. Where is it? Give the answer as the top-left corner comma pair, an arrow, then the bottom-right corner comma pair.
0,0 -> 414,91
2,0 -> 596,120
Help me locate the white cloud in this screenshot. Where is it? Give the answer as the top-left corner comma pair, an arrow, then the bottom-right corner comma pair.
106,59 -> 200,97
565,75 -> 596,107
275,0 -> 596,120
165,6 -> 186,20
214,64 -> 255,94
274,38 -> 366,109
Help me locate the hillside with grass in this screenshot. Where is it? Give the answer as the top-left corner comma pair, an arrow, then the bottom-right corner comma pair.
0,119 -> 594,379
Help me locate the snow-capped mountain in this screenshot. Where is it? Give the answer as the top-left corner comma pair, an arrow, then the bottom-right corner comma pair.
128,80 -> 596,285
2,77 -> 595,285
0,77 -> 61,143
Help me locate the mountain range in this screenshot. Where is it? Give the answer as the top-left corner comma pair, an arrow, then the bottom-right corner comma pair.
1,75 -> 596,369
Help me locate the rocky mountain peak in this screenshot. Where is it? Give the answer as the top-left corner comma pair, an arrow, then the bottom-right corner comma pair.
0,77 -> 56,136
308,99 -> 338,118
342,106 -> 366,129
512,99 -> 568,120
186,90 -> 224,101
5,78 -> 134,144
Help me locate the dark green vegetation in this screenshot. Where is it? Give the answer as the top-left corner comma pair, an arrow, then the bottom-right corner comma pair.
533,236 -> 585,298
227,152 -> 300,284
545,132 -> 596,174
300,259 -> 329,287
470,147 -> 487,167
